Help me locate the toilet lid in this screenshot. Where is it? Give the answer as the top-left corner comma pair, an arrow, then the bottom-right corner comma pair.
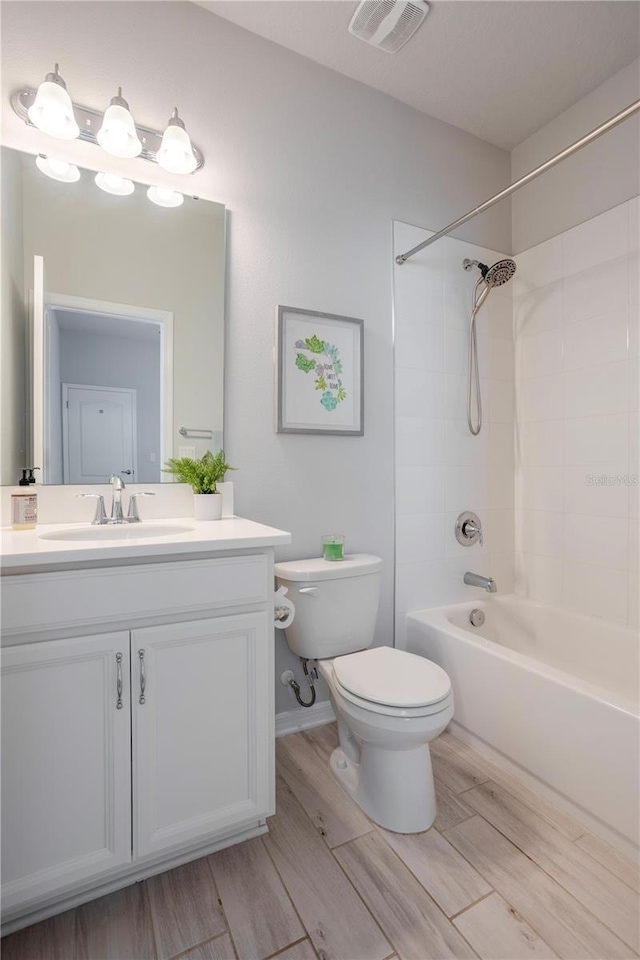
333,647 -> 451,708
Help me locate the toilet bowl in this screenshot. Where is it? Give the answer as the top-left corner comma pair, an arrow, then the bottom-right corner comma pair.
274,554 -> 454,834
319,648 -> 453,833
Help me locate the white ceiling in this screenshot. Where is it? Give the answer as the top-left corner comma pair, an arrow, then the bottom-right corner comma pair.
198,0 -> 640,150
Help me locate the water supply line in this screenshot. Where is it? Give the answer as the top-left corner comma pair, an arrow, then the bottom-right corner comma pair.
281,660 -> 318,708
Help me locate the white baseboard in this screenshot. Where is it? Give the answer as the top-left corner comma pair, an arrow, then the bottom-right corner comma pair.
275,699 -> 335,738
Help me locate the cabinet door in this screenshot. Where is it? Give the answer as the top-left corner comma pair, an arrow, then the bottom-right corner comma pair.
1,632 -> 132,912
133,612 -> 272,859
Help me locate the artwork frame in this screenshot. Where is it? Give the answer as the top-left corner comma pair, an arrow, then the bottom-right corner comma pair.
276,305 -> 364,435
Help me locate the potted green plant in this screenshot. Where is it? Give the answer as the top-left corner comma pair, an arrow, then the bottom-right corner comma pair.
163,450 -> 235,520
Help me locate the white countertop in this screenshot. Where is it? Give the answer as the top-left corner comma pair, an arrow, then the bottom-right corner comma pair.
1,516 -> 291,572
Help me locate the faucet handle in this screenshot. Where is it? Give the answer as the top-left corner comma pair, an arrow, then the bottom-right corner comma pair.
77,493 -> 107,525
463,519 -> 483,546
455,511 -> 483,547
110,474 -> 125,489
127,492 -> 156,522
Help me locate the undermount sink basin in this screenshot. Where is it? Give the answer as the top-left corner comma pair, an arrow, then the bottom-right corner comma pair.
39,523 -> 195,542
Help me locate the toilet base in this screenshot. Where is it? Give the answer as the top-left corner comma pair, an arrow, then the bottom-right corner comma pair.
329,741 -> 437,834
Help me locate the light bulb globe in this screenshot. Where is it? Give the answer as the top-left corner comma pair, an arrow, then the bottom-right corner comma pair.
28,78 -> 79,140
97,100 -> 142,159
156,121 -> 197,175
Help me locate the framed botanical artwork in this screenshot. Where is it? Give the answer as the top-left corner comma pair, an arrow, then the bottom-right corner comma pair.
276,306 -> 364,435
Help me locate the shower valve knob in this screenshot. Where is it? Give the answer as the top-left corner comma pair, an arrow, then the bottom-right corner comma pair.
455,511 -> 483,547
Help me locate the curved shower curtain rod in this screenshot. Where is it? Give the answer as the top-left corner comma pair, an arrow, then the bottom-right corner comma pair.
395,98 -> 640,265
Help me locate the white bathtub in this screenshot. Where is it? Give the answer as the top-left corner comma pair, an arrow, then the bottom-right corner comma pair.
407,595 -> 640,855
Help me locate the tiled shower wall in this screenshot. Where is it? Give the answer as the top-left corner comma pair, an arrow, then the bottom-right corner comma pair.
393,222 -> 515,647
514,198 -> 639,626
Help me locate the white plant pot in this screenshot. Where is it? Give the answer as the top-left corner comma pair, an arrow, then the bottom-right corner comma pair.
193,492 -> 223,521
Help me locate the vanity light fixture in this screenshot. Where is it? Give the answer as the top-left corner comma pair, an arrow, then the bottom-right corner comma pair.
156,108 -> 197,175
35,154 -> 80,183
27,64 -> 79,140
95,171 -> 135,196
96,88 -> 142,159
147,185 -> 184,208
13,78 -> 204,171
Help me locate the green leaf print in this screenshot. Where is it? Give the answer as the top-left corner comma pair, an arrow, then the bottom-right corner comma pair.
305,335 -> 325,354
315,377 -> 327,391
337,386 -> 347,402
295,353 -> 316,373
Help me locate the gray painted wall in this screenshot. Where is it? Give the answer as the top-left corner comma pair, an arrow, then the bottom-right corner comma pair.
512,59 -> 640,253
1,1 -> 511,715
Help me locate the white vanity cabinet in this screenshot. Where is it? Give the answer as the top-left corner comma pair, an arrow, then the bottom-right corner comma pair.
133,612 -> 271,858
1,631 -> 133,912
0,525 -> 289,935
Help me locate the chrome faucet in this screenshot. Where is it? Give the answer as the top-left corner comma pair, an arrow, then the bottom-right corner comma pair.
109,475 -> 126,523
464,571 -> 497,594
77,475 -> 155,524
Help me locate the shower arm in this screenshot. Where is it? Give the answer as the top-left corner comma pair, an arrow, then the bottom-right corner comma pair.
395,98 -> 640,265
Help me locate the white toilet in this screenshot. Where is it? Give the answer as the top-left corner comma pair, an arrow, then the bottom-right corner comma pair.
274,554 -> 453,833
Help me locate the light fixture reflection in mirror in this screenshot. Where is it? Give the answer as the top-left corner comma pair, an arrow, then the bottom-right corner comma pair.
27,64 -> 79,140
95,171 -> 135,196
35,154 -> 80,183
147,185 -> 184,208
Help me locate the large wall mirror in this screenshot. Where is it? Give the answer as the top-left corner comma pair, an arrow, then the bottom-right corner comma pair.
1,146 -> 225,485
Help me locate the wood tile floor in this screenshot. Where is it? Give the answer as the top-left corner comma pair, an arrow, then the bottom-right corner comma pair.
3,724 -> 639,960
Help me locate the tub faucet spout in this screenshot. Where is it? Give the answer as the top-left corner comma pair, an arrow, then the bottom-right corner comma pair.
464,571 -> 497,593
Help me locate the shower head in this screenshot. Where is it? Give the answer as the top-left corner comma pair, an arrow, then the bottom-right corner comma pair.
485,259 -> 516,287
463,257 -> 516,287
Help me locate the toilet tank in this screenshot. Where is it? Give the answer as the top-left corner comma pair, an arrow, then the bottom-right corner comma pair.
274,554 -> 382,660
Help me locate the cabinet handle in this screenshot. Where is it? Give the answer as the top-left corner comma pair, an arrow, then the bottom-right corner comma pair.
116,653 -> 123,710
138,649 -> 146,705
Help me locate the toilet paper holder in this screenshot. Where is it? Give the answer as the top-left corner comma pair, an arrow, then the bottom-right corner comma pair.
274,585 -> 295,629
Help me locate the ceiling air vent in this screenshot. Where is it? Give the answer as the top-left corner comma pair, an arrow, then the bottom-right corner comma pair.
348,0 -> 429,53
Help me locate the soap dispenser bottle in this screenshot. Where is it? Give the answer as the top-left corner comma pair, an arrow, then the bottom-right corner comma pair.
11,470 -> 38,530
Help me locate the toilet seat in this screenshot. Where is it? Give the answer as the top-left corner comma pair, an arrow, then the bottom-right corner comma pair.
330,647 -> 452,718
332,677 -> 452,718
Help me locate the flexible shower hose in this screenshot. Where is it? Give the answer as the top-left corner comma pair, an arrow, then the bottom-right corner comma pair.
467,278 -> 491,436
